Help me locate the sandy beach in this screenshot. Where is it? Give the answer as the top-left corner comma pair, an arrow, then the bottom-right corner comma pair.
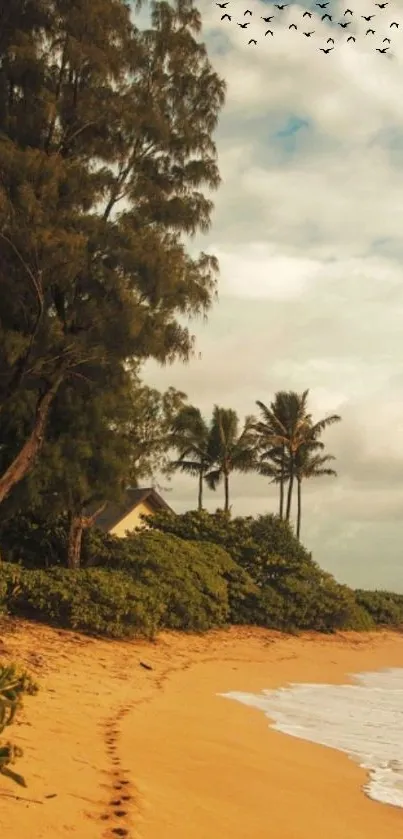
1,621 -> 403,839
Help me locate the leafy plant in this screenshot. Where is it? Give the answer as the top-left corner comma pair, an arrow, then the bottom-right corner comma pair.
0,663 -> 38,787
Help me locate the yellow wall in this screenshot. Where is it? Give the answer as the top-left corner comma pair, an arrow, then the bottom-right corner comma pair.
109,500 -> 154,538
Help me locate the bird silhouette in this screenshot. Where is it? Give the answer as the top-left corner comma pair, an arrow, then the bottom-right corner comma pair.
376,46 -> 389,51
327,37 -> 334,43
383,37 -> 391,42
375,2 -> 388,6
303,30 -> 315,35
221,13 -> 231,20
320,46 -> 334,52
274,3 -> 288,8
347,35 -> 356,41
339,21 -> 350,26
265,29 -> 274,35
390,21 -> 399,27
362,15 -> 375,21
216,2 -> 229,7
366,28 -> 375,33
303,11 -> 312,17
344,8 -> 353,14
244,9 -> 252,15
316,2 -> 329,6
262,15 -> 274,21
238,21 -> 249,27
289,23 -> 297,28
322,14 -> 332,20
248,38 -> 257,44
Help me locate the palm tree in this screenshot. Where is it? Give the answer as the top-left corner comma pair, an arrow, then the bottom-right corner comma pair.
168,406 -> 212,510
204,406 -> 257,514
294,446 -> 337,540
252,390 -> 341,522
251,390 -> 312,521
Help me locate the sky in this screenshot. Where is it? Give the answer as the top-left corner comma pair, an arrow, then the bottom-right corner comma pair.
135,0 -> 403,592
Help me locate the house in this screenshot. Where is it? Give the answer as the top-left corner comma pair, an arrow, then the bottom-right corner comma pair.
90,487 -> 174,538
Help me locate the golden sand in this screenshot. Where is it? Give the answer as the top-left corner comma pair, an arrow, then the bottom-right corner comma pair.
0,621 -> 402,839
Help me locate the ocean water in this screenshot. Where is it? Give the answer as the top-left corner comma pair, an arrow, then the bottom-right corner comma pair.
219,668 -> 403,808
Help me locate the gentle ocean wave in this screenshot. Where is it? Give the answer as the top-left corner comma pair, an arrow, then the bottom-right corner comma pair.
219,668 -> 403,808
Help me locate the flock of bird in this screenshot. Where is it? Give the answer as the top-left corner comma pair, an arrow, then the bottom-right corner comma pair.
215,1 -> 399,52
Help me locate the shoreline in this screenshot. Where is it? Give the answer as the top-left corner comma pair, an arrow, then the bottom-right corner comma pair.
1,621 -> 403,838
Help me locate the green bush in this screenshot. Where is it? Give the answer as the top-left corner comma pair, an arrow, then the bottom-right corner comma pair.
147,511 -> 370,632
0,563 -> 163,638
0,662 -> 38,787
95,530 -> 257,631
0,513 -> 69,568
355,589 -> 403,627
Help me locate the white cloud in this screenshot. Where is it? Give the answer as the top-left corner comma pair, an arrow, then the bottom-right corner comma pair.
139,0 -> 403,592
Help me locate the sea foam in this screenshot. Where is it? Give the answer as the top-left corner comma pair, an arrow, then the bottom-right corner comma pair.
219,668 -> 403,808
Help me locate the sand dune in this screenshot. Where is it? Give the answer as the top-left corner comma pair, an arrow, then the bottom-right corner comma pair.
1,620 -> 402,839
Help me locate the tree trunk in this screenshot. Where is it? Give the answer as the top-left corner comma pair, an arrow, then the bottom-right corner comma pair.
285,456 -> 294,522
198,469 -> 203,511
279,444 -> 285,519
224,471 -> 230,514
0,372 -> 65,506
68,502 -> 108,569
296,478 -> 302,540
67,514 -> 83,570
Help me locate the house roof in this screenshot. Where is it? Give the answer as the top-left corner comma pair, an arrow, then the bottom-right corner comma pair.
88,487 -> 174,534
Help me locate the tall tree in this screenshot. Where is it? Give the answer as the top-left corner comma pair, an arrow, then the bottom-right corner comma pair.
205,406 -> 256,514
252,390 -> 340,523
168,405 -> 212,510
0,0 -> 225,504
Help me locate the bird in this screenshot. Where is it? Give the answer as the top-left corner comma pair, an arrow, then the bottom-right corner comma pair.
327,37 -> 334,43
383,37 -> 391,42
339,20 -> 351,26
376,46 -> 389,51
216,2 -> 229,7
344,8 -> 353,14
140,661 -> 153,670
347,35 -> 356,40
221,13 -> 231,20
320,46 -> 334,52
303,11 -> 312,16
375,2 -> 388,6
262,15 -> 274,21
248,38 -> 257,43
316,2 -> 329,6
390,21 -> 399,27
238,21 -> 249,27
362,14 -> 375,21
366,28 -> 375,33
289,23 -> 297,28
274,3 -> 288,8
244,9 -> 252,15
303,30 -> 315,35
265,29 -> 274,35
322,14 -> 332,20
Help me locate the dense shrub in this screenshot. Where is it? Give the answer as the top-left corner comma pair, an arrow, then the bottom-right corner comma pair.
94,529 -> 257,631
0,513 -> 69,568
355,589 -> 403,627
0,563 -> 163,638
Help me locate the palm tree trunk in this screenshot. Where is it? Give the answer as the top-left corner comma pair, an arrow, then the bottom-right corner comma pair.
285,456 -> 294,522
296,478 -> 302,540
198,469 -> 203,511
279,444 -> 285,519
224,470 -> 230,514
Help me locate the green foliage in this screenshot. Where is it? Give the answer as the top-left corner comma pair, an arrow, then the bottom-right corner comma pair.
0,513 -> 69,568
355,589 -> 403,627
0,663 -> 38,787
147,510 -> 376,632
94,529 -> 257,631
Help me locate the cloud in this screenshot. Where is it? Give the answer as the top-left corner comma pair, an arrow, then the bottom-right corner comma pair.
138,0 -> 403,592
